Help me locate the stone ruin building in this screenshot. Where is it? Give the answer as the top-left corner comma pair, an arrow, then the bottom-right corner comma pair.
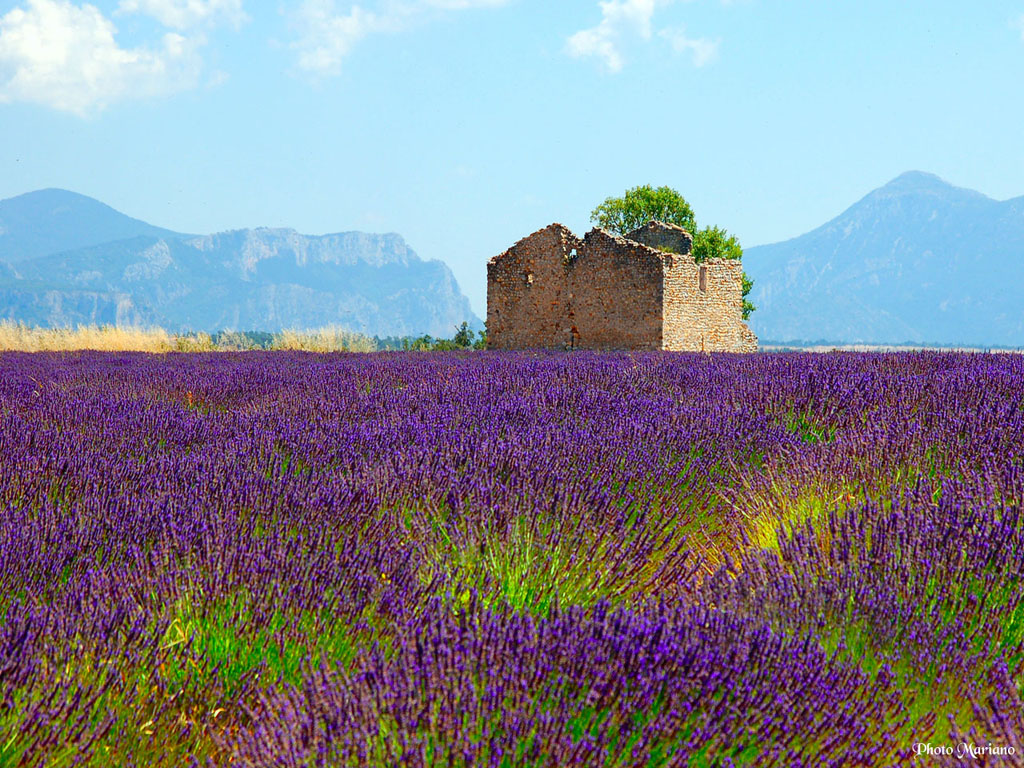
486,220 -> 758,352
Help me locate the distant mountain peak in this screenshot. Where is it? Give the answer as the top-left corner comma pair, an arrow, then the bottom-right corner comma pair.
0,188 -> 189,262
744,173 -> 1024,347
888,170 -> 947,186
13,187 -> 93,201
872,171 -> 989,201
5,187 -> 162,216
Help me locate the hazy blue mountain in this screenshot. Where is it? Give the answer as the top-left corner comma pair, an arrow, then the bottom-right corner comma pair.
0,189 -> 189,262
0,190 -> 480,337
744,171 -> 1024,346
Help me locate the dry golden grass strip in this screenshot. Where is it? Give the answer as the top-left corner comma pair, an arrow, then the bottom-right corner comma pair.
0,322 -> 375,353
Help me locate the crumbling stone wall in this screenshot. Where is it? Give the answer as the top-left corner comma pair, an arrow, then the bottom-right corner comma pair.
626,221 -> 693,256
486,224 -> 581,350
566,229 -> 665,350
663,256 -> 758,352
486,220 -> 757,353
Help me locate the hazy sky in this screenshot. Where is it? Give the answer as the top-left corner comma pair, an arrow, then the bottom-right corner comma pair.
2,0 -> 1023,316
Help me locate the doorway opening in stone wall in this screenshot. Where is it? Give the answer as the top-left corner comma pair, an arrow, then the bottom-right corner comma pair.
699,265 -> 708,293
570,325 -> 580,350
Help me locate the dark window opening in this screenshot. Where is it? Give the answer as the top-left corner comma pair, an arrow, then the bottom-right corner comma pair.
699,265 -> 707,293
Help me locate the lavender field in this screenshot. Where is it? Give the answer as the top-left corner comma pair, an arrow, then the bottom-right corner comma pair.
1,350 -> 1022,766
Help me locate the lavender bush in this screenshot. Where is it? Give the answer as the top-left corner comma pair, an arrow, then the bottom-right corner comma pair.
0,350 -> 1021,766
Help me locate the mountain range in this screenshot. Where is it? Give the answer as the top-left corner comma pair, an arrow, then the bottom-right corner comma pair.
744,171 -> 1024,347
4,176 -> 1022,346
0,189 -> 480,338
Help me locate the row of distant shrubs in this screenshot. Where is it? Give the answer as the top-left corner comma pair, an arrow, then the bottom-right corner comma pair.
0,321 -> 486,353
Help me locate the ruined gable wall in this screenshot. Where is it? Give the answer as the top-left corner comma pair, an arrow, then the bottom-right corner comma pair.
486,224 -> 581,349
566,229 -> 665,351
663,256 -> 758,352
626,221 -> 694,257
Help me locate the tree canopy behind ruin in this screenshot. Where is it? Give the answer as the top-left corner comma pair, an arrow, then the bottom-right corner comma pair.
590,185 -> 697,235
590,185 -> 756,319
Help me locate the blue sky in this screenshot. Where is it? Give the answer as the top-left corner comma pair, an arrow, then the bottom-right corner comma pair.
2,0 -> 1024,317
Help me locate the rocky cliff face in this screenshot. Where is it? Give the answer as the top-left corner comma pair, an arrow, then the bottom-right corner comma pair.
744,172 -> 1024,346
0,190 -> 480,337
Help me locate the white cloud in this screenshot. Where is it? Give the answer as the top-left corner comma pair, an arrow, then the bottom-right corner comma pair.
0,0 -> 202,115
290,0 -> 511,75
568,0 -> 723,72
116,0 -> 247,30
660,25 -> 718,67
291,1 -> 395,75
566,25 -> 623,72
566,0 -> 664,73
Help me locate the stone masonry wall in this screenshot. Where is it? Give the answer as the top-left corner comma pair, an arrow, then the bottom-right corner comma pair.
566,229 -> 665,350
663,256 -> 758,352
626,221 -> 694,256
487,220 -> 757,353
486,224 -> 581,350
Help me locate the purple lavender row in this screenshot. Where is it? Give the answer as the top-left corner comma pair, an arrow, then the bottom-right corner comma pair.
0,350 -> 1021,765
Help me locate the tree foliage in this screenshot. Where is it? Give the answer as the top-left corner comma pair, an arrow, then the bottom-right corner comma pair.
396,322 -> 486,351
375,323 -> 486,351
453,322 -> 475,348
591,186 -> 755,320
740,275 -> 755,320
590,185 -> 697,236
692,226 -> 743,263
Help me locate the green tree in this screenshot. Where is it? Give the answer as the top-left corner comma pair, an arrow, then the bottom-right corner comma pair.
453,321 -> 474,348
590,186 -> 755,320
590,185 -> 696,235
740,274 -> 755,320
692,225 -> 742,262
407,334 -> 434,351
